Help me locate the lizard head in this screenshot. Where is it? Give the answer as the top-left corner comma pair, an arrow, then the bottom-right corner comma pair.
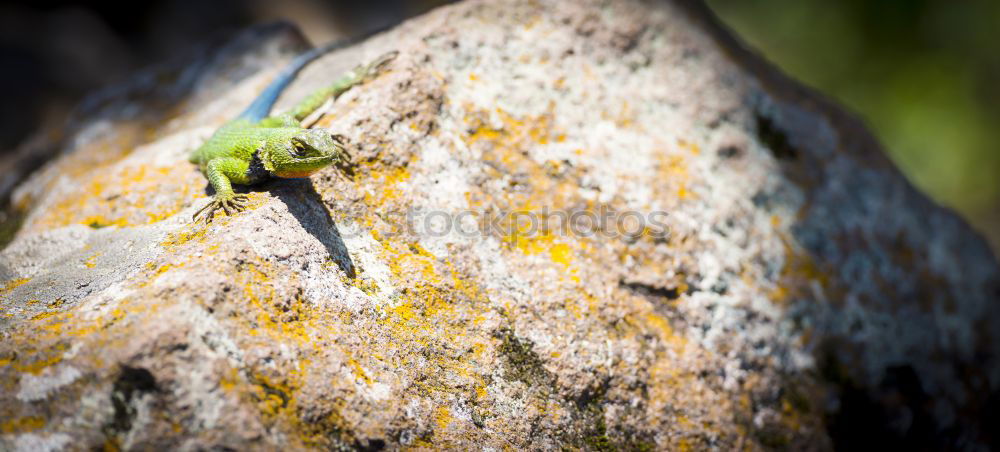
267,129 -> 349,178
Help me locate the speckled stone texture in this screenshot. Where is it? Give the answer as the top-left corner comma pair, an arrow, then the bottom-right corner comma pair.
2,1 -> 998,450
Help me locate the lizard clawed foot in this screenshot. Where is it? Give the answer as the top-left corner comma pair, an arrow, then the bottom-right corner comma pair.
192,193 -> 250,223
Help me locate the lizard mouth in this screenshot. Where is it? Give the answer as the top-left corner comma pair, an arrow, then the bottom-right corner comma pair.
274,169 -> 320,178
274,153 -> 338,178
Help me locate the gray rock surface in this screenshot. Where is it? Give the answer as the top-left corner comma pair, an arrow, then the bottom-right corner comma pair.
1,0 -> 998,450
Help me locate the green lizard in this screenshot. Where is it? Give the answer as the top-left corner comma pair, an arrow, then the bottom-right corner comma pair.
189,42 -> 397,222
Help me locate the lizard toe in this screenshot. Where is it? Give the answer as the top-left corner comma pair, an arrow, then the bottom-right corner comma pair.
193,201 -> 215,222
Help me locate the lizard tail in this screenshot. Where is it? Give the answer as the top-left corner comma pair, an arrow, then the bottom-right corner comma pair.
236,24 -> 394,122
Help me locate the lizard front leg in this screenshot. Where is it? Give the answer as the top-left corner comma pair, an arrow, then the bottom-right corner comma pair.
193,157 -> 251,222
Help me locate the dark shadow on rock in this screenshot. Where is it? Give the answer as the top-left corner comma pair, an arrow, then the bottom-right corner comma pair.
200,179 -> 355,278
263,178 -> 355,278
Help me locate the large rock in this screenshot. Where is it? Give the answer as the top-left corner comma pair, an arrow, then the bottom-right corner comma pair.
1,1 -> 998,449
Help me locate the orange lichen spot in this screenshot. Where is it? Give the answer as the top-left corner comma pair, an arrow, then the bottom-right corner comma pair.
1,277 -> 29,294
549,243 -> 573,266
390,301 -> 417,322
468,73 -> 479,81
505,227 -> 580,282
583,292 -> 600,313
675,414 -> 695,429
31,311 -> 60,321
435,406 -> 453,431
769,285 -> 791,304
242,364 -> 352,449
226,260 -> 321,351
217,367 -> 240,394
11,352 -> 64,375
654,150 -> 697,204
83,253 -> 101,269
1,416 -> 46,434
643,312 -> 687,349
347,357 -> 373,385
660,154 -> 687,178
445,261 -> 485,302
136,262 -> 180,289
38,122 -> 142,184
468,124 -> 503,142
677,139 -> 701,155
355,208 -> 494,415
249,372 -> 295,418
1,296 -> 155,384
160,224 -> 211,249
677,184 -> 692,199
563,298 -> 583,318
34,162 -> 199,231
461,105 -> 598,284
152,263 -> 175,276
363,166 -> 410,207
466,106 -> 559,151
769,237 -> 834,306
344,273 -> 380,295
779,398 -> 804,431
614,101 -> 635,128
110,308 -> 127,322
82,216 -> 128,229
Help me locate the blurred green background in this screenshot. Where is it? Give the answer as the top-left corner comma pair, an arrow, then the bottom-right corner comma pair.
708,0 -> 1000,251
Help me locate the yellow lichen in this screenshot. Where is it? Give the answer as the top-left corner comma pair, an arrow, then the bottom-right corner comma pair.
8,348 -> 64,375
363,166 -> 411,207
347,357 -> 373,385
1,277 -> 29,294
435,406 -> 453,431
34,162 -> 202,231
642,312 -> 687,349
768,234 -> 834,306
658,152 -> 695,202
160,225 -> 210,249
30,311 -> 60,321
1,416 -> 46,434
462,105 -> 591,285
83,253 -> 101,269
